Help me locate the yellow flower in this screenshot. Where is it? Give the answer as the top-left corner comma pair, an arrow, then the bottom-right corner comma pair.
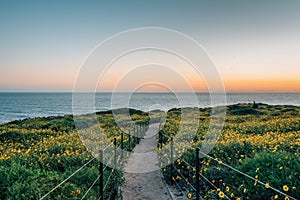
218,191 -> 225,199
70,190 -> 75,197
230,193 -> 234,198
187,193 -> 192,199
274,194 -> 278,199
236,198 -> 241,200
254,181 -> 257,186
284,197 -> 290,200
226,186 -> 230,192
283,185 -> 289,192
265,183 -> 270,189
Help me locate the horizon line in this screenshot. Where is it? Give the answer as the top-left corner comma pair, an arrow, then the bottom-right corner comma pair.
0,90 -> 300,93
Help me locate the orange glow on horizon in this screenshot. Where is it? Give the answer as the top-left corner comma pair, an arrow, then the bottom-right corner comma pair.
3,69 -> 298,92
25,73 -> 299,92
222,78 -> 300,92
95,76 -> 300,92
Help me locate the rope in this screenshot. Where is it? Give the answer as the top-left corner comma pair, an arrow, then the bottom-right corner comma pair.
40,141 -> 117,200
103,142 -> 114,151
103,155 -> 114,171
196,149 -> 296,200
103,170 -> 114,191
173,165 -> 197,192
80,175 -> 100,200
173,165 -> 205,200
40,157 -> 96,200
162,172 -> 185,200
173,176 -> 189,200
181,158 -> 230,200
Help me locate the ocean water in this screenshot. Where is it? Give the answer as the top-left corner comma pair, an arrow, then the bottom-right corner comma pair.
0,92 -> 299,125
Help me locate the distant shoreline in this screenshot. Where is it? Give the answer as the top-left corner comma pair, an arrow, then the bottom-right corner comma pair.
1,103 -> 299,126
1,92 -> 299,125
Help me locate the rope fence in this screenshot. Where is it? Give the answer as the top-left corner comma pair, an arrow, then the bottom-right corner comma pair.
158,131 -> 297,200
40,122 -> 148,200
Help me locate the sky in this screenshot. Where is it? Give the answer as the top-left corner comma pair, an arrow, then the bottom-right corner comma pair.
0,0 -> 299,92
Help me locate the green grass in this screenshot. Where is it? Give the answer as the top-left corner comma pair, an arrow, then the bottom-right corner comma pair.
0,109 -> 150,199
159,103 -> 300,200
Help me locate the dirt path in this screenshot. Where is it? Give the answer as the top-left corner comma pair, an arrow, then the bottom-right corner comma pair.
121,123 -> 172,200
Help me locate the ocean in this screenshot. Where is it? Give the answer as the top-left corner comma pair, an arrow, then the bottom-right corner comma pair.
0,92 -> 299,125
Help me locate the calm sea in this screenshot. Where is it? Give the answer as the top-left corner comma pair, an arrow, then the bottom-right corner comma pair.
0,92 -> 299,125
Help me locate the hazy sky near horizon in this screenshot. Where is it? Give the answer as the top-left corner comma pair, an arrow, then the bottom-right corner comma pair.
0,0 -> 299,92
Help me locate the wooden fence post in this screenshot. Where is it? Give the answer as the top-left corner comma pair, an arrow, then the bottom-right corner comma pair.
196,147 -> 200,200
99,149 -> 103,200
159,131 -> 163,149
121,132 -> 124,162
170,138 -> 174,185
128,131 -> 131,151
114,138 -> 117,169
136,125 -> 139,143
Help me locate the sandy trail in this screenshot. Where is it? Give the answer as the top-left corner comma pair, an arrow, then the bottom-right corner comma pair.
121,123 -> 172,200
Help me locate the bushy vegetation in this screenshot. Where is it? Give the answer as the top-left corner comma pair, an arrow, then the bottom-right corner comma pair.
1,103 -> 299,199
159,103 -> 300,200
0,109 -> 149,199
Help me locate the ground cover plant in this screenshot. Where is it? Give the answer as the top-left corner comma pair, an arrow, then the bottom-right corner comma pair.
159,103 -> 300,200
0,109 -> 149,199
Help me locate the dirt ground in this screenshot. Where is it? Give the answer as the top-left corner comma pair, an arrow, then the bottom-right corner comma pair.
121,123 -> 172,200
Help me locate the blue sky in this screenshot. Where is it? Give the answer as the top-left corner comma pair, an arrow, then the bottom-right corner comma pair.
0,0 -> 300,91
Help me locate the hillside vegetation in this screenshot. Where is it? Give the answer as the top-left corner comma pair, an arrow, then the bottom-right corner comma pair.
159,103 -> 300,200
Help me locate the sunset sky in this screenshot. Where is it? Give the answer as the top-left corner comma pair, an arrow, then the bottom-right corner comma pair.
0,0 -> 299,92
